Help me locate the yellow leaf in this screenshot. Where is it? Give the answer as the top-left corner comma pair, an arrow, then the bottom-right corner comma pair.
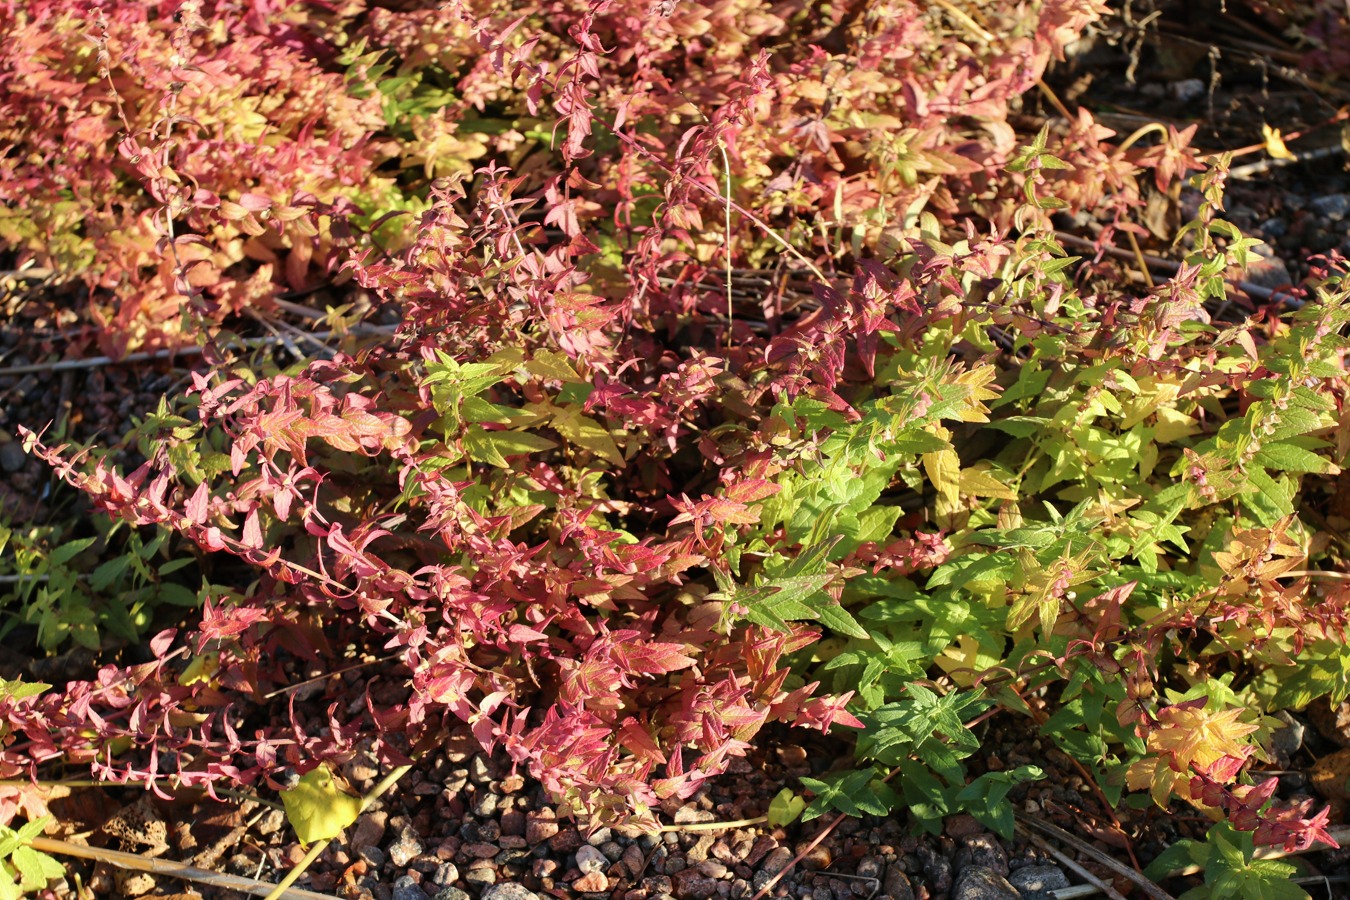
526,349 -> 582,383
951,365 -> 1000,422
1153,407 -> 1199,443
959,464 -> 1017,500
1262,123 -> 1296,161
281,765 -> 362,845
178,652 -> 219,687
923,446 -> 960,515
935,635 -> 999,688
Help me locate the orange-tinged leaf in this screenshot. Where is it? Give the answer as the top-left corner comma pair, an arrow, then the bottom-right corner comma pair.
1149,704 -> 1259,771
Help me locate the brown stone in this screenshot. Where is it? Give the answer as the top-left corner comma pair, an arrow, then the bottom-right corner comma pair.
572,871 -> 609,892
525,811 -> 560,845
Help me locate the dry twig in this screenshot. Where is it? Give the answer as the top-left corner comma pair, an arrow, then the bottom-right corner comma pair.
29,836 -> 340,900
1016,814 -> 1175,900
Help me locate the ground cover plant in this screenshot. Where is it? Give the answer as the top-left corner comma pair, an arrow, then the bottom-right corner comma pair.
3,0 -> 1350,896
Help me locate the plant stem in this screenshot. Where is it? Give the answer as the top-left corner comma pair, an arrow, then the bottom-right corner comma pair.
659,814 -> 767,833
29,836 -> 340,900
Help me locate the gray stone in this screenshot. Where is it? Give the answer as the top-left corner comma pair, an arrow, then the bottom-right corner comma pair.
480,886 -> 540,900
759,846 -> 793,875
432,863 -> 459,886
1168,79 -> 1205,102
952,865 -> 1020,900
883,865 -> 915,900
0,440 -> 25,474
917,845 -> 952,894
463,865 -> 497,887
954,834 -> 1008,877
698,860 -> 728,879
1009,864 -> 1070,894
674,871 -> 719,899
1270,710 -> 1305,764
1260,217 -> 1288,240
1243,246 -> 1292,291
391,876 -> 427,900
576,844 -> 607,875
1311,194 -> 1350,220
432,890 -> 469,900
358,845 -> 386,868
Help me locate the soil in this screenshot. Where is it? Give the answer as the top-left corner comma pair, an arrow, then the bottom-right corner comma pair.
6,2 -> 1350,900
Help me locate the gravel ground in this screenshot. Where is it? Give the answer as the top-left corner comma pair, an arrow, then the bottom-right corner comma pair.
62,721 -> 1086,900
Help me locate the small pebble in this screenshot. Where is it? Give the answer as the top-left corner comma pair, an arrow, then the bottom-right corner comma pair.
0,440 -> 25,474
1311,194 -> 1350,220
951,865 -> 1020,900
481,885 -> 541,900
698,860 -> 728,878
884,865 -> 915,900
464,863 -> 497,887
463,842 -> 500,859
954,834 -> 1007,877
576,844 -> 607,875
1008,864 -> 1069,894
623,843 -> 646,877
674,872 -> 719,899
526,811 -> 559,845
350,812 -> 387,853
389,831 -> 425,868
432,863 -> 459,886
391,875 -> 426,900
548,828 -> 582,853
759,846 -> 793,875
573,871 -> 608,892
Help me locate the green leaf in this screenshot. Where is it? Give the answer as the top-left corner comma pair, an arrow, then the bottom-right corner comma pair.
1254,441 -> 1337,475
730,540 -> 868,639
281,765 -> 362,845
47,537 -> 96,568
955,766 -> 1044,839
800,769 -> 897,821
550,405 -> 624,465
0,680 -> 48,702
9,845 -> 62,891
1144,839 -> 1205,881
152,583 -> 201,607
464,426 -> 558,467
0,867 -> 21,900
767,789 -> 805,827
